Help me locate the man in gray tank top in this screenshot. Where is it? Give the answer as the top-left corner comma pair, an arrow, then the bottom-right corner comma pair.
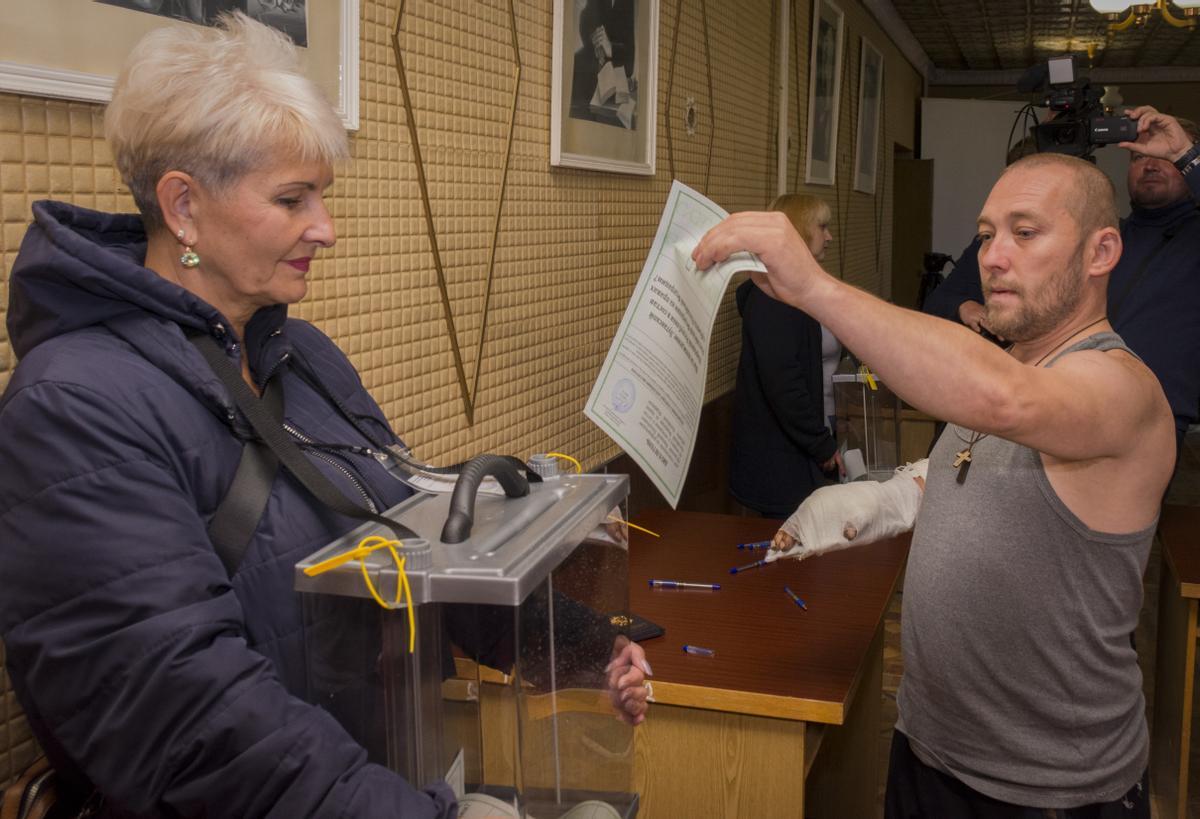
693,150 -> 1177,816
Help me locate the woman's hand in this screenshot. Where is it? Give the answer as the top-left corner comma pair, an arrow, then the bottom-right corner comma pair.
821,450 -> 845,477
606,636 -> 652,725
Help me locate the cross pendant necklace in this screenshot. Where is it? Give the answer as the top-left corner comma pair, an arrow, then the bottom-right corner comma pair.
948,315 -> 1107,486
953,434 -> 983,484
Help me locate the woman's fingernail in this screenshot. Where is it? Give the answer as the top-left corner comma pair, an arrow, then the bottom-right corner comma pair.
641,659 -> 653,676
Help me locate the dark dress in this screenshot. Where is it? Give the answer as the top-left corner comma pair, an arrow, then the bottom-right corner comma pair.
729,280 -> 837,518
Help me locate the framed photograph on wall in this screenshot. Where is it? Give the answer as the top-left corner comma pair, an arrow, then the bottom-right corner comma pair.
853,37 -> 883,194
551,0 -> 659,175
0,0 -> 359,130
804,0 -> 844,186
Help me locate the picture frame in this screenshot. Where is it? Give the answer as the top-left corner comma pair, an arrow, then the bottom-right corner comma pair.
804,0 -> 844,186
550,0 -> 659,175
853,37 -> 883,194
0,0 -> 359,131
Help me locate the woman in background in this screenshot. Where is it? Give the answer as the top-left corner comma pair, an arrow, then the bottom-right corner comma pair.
729,194 -> 844,518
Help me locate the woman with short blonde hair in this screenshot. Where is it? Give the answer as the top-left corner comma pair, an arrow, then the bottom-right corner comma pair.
104,13 -> 347,230
768,193 -> 832,254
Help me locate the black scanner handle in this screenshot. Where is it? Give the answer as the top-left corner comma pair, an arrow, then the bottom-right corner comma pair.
441,454 -> 530,543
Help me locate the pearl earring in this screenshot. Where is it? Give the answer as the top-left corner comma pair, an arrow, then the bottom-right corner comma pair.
176,229 -> 200,268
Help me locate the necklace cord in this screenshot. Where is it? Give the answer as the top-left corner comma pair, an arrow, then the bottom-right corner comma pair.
1030,316 -> 1109,369
952,318 -> 1108,482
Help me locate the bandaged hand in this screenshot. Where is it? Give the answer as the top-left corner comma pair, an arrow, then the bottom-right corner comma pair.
767,459 -> 928,563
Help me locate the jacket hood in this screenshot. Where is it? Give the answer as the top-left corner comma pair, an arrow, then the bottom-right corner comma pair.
7,201 -> 228,359
6,201 -> 292,431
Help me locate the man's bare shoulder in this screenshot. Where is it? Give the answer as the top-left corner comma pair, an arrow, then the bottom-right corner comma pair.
1040,346 -> 1174,531
1054,346 -> 1164,399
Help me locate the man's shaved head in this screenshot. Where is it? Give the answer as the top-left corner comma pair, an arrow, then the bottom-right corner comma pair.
1002,152 -> 1118,242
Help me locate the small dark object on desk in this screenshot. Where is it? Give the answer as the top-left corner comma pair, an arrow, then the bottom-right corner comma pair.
609,611 -> 665,642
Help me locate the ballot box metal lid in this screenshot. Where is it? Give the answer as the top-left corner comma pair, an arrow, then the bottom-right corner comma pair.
295,473 -> 628,607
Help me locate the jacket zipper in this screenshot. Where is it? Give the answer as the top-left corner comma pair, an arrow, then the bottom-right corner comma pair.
283,422 -> 378,514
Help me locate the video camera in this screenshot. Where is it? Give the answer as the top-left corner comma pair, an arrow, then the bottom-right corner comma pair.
1017,55 -> 1136,158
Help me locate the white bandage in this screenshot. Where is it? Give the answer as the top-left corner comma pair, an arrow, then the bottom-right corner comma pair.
766,459 -> 928,563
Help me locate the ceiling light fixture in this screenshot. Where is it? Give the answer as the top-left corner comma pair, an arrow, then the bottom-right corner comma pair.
1089,0 -> 1198,30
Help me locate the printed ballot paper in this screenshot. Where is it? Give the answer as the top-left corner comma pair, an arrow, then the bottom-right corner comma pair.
585,181 -> 767,507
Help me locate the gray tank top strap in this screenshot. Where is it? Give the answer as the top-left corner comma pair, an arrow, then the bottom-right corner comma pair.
1042,330 -> 1137,368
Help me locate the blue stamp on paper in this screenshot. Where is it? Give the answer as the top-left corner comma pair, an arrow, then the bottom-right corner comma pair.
612,378 -> 636,413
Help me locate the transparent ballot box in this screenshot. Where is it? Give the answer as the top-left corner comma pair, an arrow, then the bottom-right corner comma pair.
295,472 -> 638,819
833,372 -> 902,481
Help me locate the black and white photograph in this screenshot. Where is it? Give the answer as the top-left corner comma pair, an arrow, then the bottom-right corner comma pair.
804,0 -> 844,186
570,0 -> 638,130
552,0 -> 659,174
93,0 -> 307,46
853,37 -> 883,193
1,0 -> 353,128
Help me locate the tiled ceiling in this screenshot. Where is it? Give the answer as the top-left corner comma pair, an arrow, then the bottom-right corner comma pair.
870,1 -> 1200,81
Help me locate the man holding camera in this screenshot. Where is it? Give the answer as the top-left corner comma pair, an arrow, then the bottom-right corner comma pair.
925,107 -> 1200,447
696,152 -> 1174,817
1110,107 -> 1200,446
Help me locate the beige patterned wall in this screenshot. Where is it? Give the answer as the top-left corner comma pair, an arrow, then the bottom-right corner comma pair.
0,0 -> 919,787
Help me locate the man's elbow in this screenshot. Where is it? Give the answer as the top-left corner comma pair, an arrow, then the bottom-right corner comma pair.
979,381 -> 1027,439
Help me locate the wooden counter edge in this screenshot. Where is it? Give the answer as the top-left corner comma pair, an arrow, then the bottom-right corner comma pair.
646,679 -> 846,724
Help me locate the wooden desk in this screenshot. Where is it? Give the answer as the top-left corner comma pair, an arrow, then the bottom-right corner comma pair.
1152,504 -> 1200,819
628,509 -> 910,818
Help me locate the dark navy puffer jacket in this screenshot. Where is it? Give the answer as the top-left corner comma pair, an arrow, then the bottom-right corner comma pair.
0,202 -> 456,818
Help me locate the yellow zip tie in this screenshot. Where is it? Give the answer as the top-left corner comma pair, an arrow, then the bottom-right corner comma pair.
858,364 -> 878,391
608,515 -> 660,538
545,452 -> 582,473
399,562 -> 416,652
306,535 -> 418,652
303,535 -> 392,577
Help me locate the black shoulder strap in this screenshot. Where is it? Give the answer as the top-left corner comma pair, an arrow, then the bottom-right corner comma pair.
207,379 -> 281,576
190,333 -> 419,556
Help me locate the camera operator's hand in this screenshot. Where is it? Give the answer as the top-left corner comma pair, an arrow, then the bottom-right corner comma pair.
1119,106 -> 1194,163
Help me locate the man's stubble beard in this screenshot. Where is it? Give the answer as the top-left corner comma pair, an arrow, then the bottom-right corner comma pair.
985,252 -> 1086,343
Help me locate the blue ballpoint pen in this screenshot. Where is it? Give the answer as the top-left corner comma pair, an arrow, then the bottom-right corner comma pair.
682,644 -> 715,657
784,586 -> 808,610
729,559 -> 768,574
736,540 -> 772,550
648,579 -> 721,590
